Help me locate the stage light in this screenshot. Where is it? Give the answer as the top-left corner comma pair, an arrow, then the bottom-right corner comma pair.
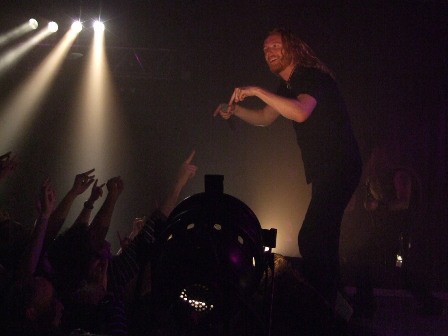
71,21 -> 82,33
93,20 -> 105,32
0,19 -> 40,48
28,19 -> 38,30
48,21 -> 58,33
151,175 -> 276,334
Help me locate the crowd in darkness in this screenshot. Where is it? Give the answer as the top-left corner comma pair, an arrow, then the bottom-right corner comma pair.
0,150 -> 198,336
1,147 -> 444,335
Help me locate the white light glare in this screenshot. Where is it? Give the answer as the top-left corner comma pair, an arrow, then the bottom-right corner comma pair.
48,21 -> 58,33
396,254 -> 403,268
93,21 -> 105,32
71,21 -> 83,33
29,19 -> 38,30
180,289 -> 211,312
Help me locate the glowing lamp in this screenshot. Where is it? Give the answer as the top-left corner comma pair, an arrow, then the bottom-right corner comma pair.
28,19 -> 38,30
47,21 -> 58,33
93,21 -> 105,32
71,21 -> 83,33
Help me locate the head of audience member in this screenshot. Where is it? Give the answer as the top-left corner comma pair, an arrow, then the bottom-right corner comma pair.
5,276 -> 64,336
47,224 -> 112,300
47,225 -> 95,294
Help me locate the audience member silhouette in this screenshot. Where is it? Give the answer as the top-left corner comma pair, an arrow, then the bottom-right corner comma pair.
0,150 -> 198,335
2,175 -> 64,336
46,151 -> 197,335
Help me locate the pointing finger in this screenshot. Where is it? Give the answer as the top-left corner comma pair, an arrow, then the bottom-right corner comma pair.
185,150 -> 196,164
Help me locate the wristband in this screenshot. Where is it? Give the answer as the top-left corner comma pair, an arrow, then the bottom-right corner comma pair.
84,201 -> 94,210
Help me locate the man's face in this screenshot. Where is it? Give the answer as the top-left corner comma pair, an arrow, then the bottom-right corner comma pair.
263,33 -> 293,74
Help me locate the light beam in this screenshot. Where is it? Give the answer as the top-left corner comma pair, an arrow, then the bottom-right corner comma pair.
0,29 -> 80,153
0,19 -> 39,48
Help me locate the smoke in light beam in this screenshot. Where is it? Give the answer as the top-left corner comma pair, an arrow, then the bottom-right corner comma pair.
0,29 -> 80,153
0,19 -> 39,48
0,28 -> 54,77
69,24 -> 129,178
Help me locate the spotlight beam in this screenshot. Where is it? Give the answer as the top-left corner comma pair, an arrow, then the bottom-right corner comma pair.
0,28 -> 53,77
0,19 -> 38,48
0,29 -> 80,152
68,22 -> 130,187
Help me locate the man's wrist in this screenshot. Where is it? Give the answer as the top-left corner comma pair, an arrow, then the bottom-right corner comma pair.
232,104 -> 238,116
84,200 -> 94,209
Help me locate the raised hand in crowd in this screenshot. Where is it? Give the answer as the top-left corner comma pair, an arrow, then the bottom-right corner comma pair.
37,178 -> 56,219
88,176 -> 124,248
20,178 -> 56,278
70,168 -> 96,196
44,169 -> 95,246
159,150 -> 197,217
89,179 -> 106,204
106,176 -> 125,201
73,179 -> 105,227
116,216 -> 145,255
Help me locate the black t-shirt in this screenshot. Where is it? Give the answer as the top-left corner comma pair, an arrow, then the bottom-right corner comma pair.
277,66 -> 361,183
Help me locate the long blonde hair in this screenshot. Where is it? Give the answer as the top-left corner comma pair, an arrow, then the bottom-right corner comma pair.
269,28 -> 335,79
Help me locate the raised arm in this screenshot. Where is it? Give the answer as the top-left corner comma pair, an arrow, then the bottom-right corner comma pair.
214,86 -> 316,125
45,169 -> 95,244
116,216 -> 145,255
159,150 -> 198,217
88,176 -> 124,249
73,179 -> 105,227
214,102 -> 278,126
108,154 -> 197,293
20,178 -> 56,278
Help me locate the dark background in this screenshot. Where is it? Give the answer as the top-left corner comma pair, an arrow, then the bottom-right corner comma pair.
0,1 -> 446,289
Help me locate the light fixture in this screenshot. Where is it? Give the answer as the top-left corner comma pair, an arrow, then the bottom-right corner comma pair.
71,21 -> 82,33
47,21 -> 58,33
93,20 -> 105,32
151,175 -> 276,334
28,19 -> 38,30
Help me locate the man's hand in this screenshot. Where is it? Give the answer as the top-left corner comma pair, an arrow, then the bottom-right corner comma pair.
228,86 -> 257,105
159,151 -> 198,218
71,169 -> 96,196
175,150 -> 197,191
214,103 -> 235,120
106,176 -> 124,199
88,179 -> 105,203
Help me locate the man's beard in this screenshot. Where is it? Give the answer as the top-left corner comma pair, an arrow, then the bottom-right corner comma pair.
268,62 -> 284,74
267,53 -> 293,75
